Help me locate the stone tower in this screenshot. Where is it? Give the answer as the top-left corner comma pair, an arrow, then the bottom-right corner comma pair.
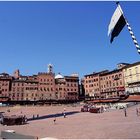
48,64 -> 53,73
13,69 -> 20,79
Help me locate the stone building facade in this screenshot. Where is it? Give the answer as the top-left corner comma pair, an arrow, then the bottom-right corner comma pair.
123,61 -> 140,94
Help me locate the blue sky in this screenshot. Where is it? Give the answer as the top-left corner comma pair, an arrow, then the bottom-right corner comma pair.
0,1 -> 140,78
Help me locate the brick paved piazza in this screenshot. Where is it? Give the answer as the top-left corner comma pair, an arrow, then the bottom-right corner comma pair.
0,104 -> 140,139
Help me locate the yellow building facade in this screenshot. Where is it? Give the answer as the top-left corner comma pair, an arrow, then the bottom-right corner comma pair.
123,62 -> 140,94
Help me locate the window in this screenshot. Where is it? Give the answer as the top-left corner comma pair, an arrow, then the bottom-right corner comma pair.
119,74 -> 122,78
135,67 -> 138,74
129,69 -> 132,76
109,81 -> 111,85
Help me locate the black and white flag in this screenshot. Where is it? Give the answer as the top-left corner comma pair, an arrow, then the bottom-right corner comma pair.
108,5 -> 126,43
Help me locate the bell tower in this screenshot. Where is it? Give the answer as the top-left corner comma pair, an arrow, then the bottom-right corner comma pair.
13,69 -> 20,79
48,64 -> 53,73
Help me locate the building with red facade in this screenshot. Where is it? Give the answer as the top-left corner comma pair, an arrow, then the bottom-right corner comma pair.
84,70 -> 108,98
84,64 -> 128,99
99,69 -> 125,99
0,64 -> 79,103
37,72 -> 55,100
0,73 -> 12,98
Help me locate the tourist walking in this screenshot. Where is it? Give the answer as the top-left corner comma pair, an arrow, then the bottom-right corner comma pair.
124,107 -> 127,117
100,106 -> 104,113
53,117 -> 56,124
63,112 -> 66,118
33,114 -> 35,119
136,108 -> 139,116
63,108 -> 66,118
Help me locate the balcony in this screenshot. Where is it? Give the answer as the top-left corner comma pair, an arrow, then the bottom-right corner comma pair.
127,80 -> 140,85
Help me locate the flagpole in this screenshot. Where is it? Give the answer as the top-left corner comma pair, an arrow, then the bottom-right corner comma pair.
116,2 -> 140,54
